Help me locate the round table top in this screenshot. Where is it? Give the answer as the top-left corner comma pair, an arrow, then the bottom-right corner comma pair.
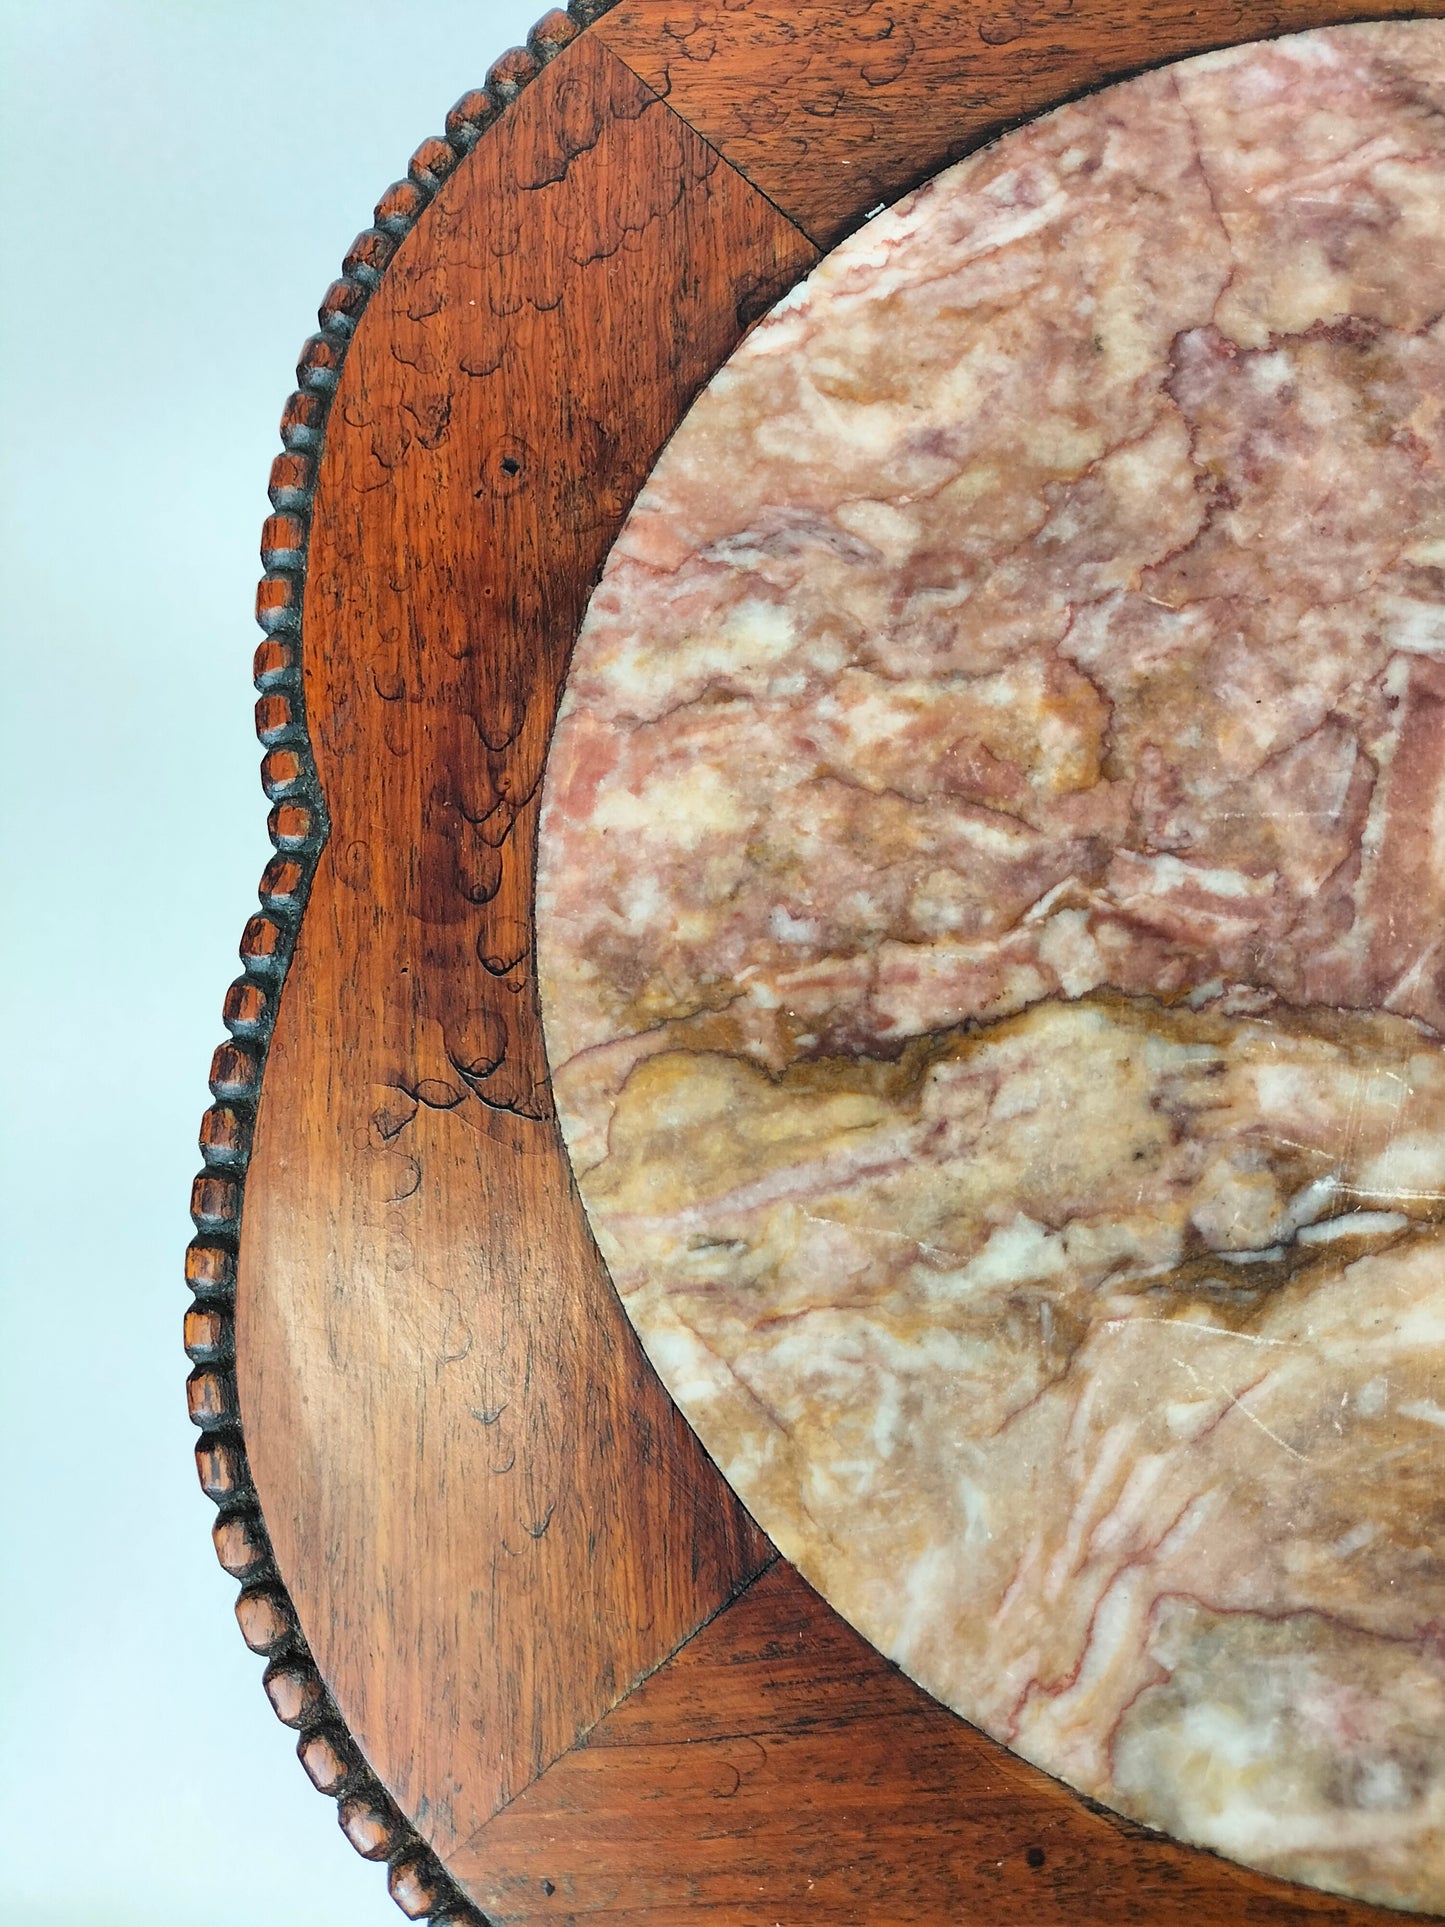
186,4 -> 1445,1922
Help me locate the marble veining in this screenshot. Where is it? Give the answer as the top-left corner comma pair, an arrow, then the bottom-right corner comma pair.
536,24 -> 1445,1909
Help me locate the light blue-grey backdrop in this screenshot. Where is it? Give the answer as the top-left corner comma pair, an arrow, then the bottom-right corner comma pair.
0,3 -> 544,1921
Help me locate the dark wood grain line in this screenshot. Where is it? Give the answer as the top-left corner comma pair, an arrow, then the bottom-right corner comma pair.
458,1563 -> 1419,1927
594,0 -> 1445,247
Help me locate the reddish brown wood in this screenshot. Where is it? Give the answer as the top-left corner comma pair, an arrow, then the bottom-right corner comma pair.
460,1563 -> 1400,1926
235,1584 -> 297,1656
182,1303 -> 231,1364
595,0 -> 1445,246
235,22 -> 813,1869
264,1657 -> 328,1728
213,1510 -> 269,1581
193,1430 -> 247,1506
341,1790 -> 410,1862
390,1853 -> 452,1921
299,1725 -> 361,1796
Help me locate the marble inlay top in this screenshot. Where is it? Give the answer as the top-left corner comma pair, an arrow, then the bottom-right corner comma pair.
536,24 -> 1445,1909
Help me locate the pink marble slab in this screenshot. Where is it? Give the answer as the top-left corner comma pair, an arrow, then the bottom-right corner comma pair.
536,22 -> 1445,1911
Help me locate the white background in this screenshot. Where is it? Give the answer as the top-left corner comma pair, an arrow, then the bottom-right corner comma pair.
0,3 -> 542,1921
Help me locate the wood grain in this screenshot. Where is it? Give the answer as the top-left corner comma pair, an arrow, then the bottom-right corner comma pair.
595,0 -> 1445,246
460,1562 -> 1402,1926
235,26 -> 813,1862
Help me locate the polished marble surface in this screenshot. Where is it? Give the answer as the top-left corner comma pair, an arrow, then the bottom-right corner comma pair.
537,23 -> 1445,1909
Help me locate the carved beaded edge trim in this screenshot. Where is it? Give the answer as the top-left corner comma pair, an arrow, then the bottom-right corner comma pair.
184,9 -> 616,1923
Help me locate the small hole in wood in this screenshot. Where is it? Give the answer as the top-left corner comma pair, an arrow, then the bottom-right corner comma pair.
500,454 -> 522,477
541,1878 -> 556,1896
1026,1845 -> 1046,1870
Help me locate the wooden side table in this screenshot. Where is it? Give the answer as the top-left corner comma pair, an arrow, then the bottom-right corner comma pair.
185,5 -> 1444,1921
